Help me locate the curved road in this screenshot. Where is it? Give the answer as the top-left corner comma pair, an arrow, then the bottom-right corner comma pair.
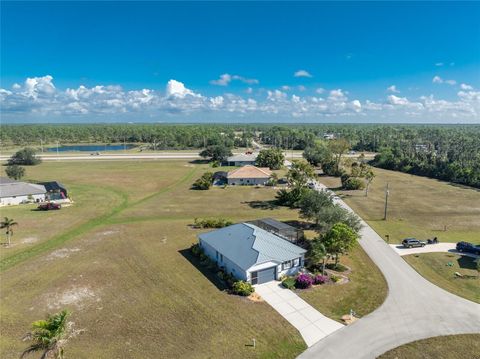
299,184 -> 480,359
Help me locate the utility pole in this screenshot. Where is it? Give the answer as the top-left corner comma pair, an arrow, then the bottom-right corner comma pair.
40,139 -> 44,153
56,140 -> 59,156
383,183 -> 390,220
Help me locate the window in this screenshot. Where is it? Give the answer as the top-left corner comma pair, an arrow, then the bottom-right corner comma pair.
220,254 -> 223,263
216,251 -> 219,260
283,261 -> 292,270
293,258 -> 300,267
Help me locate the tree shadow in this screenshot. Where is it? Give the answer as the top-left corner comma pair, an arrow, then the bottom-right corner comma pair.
189,159 -> 210,164
283,220 -> 313,230
456,255 -> 477,270
447,182 -> 480,193
178,248 -> 228,292
243,200 -> 279,210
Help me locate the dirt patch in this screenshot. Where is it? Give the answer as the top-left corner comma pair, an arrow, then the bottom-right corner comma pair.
248,292 -> 264,302
46,248 -> 81,260
46,286 -> 98,310
21,237 -> 39,244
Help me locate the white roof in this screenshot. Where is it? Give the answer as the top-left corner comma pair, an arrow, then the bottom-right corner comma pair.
227,153 -> 258,162
0,180 -> 46,198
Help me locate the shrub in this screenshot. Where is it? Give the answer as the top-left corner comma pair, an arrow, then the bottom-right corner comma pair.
190,243 -> 203,257
5,164 -> 26,180
282,277 -> 296,289
232,280 -> 254,296
8,147 -> 41,166
343,177 -> 365,190
330,275 -> 342,283
192,172 -> 214,190
295,273 -> 314,289
194,217 -> 233,228
313,274 -> 329,285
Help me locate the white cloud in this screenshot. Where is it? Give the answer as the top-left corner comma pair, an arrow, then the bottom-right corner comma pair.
460,83 -> 474,90
435,62 -> 444,67
2,75 -> 479,122
387,85 -> 400,93
294,70 -> 312,78
245,87 -> 253,94
433,76 -> 456,85
166,79 -> 200,98
315,88 -> 325,94
297,85 -> 306,92
281,85 -> 291,91
210,73 -> 259,86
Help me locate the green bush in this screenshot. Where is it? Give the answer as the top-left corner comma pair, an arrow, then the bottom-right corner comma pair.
192,172 -> 214,190
194,217 -> 233,228
190,243 -> 203,257
330,275 -> 342,283
343,177 -> 365,190
282,277 -> 296,289
232,280 -> 254,296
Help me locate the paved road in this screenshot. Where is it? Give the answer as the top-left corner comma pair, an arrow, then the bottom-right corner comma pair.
299,183 -> 480,359
255,281 -> 343,347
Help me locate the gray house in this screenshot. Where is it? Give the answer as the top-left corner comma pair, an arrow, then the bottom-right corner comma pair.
0,177 -> 46,206
198,223 -> 306,284
225,153 -> 258,166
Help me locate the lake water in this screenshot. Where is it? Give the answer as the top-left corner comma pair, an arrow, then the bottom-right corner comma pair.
46,144 -> 137,152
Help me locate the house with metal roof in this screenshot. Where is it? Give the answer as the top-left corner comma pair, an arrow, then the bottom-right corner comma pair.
248,218 -> 303,243
0,177 -> 46,206
226,165 -> 272,186
198,223 -> 306,284
225,152 -> 258,166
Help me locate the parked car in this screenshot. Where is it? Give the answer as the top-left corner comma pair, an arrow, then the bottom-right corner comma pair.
402,238 -> 426,248
456,242 -> 480,255
38,202 -> 61,211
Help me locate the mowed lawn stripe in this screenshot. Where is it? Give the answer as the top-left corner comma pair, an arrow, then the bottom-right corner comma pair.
0,167 -> 197,272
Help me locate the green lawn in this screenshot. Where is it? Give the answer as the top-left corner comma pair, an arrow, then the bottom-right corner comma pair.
0,159 -> 388,358
378,334 -> 480,359
403,253 -> 480,303
319,168 -> 480,244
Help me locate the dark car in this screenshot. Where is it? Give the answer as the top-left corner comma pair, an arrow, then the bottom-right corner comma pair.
402,238 -> 426,248
38,202 -> 61,211
456,242 -> 480,255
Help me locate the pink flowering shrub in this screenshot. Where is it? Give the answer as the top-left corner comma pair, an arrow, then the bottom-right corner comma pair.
313,274 -> 329,285
295,273 -> 314,289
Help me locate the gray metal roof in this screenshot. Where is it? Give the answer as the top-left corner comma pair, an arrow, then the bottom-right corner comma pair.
0,182 -> 46,197
0,177 -> 18,185
198,223 -> 306,271
226,153 -> 258,162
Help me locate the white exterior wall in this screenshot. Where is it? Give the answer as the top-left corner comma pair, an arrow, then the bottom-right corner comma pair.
277,254 -> 305,278
199,240 -> 247,281
227,177 -> 269,186
0,194 -> 45,206
234,160 -> 256,166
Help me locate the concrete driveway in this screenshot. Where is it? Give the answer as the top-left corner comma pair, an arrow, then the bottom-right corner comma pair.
255,281 -> 343,347
389,243 -> 480,258
299,183 -> 480,359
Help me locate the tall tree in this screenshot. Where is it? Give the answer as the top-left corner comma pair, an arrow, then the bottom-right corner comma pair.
299,190 -> 334,225
8,148 -> 42,166
303,140 -> 333,167
199,145 -> 232,162
5,164 -> 26,180
21,310 -> 71,359
1,217 -> 18,247
255,148 -> 285,170
308,239 -> 329,275
328,139 -> 350,172
321,222 -> 358,267
364,168 -> 375,197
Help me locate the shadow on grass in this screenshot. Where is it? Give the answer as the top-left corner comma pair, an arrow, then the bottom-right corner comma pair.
457,255 -> 477,270
189,159 -> 210,164
243,200 -> 279,210
283,220 -> 313,230
447,182 -> 480,193
178,248 -> 228,292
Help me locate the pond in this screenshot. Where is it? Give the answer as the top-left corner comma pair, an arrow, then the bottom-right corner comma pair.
46,144 -> 137,152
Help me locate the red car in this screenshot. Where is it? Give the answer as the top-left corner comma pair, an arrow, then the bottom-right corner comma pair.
38,202 -> 61,211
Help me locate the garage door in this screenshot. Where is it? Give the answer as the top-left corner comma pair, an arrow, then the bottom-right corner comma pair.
251,267 -> 276,285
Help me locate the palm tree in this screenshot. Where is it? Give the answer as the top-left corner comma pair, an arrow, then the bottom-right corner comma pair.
308,239 -> 329,275
1,217 -> 18,246
21,310 -> 70,359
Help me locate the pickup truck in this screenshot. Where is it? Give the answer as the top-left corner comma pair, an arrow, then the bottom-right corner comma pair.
456,242 -> 480,255
402,238 -> 426,248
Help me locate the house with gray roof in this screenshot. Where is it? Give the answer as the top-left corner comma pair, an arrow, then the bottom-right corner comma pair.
0,177 -> 46,206
225,152 -> 258,166
198,223 -> 306,284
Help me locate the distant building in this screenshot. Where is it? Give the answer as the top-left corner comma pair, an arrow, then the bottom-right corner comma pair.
0,177 -> 46,206
225,152 -> 258,166
227,165 -> 272,186
323,133 -> 336,140
248,218 -> 303,243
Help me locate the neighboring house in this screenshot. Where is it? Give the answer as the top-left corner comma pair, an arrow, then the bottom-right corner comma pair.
227,165 -> 272,186
40,181 -> 68,200
198,223 -> 306,284
225,152 -> 258,166
0,177 -> 46,206
248,218 -> 303,243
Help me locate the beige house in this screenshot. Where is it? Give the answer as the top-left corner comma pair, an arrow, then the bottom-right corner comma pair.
227,165 -> 272,185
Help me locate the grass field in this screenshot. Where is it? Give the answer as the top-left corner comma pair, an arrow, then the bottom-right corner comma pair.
319,168 -> 480,244
0,159 -> 387,358
403,253 -> 480,303
378,334 -> 480,359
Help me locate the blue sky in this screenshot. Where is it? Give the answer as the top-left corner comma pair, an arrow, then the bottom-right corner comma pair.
1,1 -> 479,123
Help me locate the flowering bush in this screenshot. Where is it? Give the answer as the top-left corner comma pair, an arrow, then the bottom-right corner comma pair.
282,277 -> 296,289
313,274 -> 329,285
232,280 -> 254,296
295,273 -> 314,289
